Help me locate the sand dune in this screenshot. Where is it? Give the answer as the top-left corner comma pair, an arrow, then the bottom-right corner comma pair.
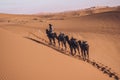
0,7 -> 120,80
0,28 -> 113,80
42,6 -> 120,18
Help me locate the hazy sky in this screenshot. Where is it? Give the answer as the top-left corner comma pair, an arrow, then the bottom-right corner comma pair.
0,0 -> 120,14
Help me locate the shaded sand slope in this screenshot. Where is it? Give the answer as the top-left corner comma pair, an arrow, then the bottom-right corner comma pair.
0,28 -> 113,80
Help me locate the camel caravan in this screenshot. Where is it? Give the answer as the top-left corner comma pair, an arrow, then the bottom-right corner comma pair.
46,24 -> 89,60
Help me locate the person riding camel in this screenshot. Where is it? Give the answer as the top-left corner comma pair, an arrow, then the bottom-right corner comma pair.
48,24 -> 54,33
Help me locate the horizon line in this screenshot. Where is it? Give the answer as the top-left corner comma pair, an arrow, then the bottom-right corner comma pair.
0,5 -> 119,15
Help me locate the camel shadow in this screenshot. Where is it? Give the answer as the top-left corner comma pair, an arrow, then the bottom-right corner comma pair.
25,37 -> 66,54
25,37 -> 83,60
88,60 -> 119,80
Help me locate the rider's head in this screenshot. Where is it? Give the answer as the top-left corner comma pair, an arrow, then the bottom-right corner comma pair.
49,24 -> 52,29
49,24 -> 52,26
71,37 -> 73,39
83,41 -> 87,43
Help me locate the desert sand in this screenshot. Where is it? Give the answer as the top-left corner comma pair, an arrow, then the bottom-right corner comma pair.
0,6 -> 120,80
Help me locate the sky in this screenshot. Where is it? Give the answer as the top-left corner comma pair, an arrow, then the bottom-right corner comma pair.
0,0 -> 120,14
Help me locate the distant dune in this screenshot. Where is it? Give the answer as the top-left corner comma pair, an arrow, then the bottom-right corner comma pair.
38,6 -> 120,18
0,6 -> 120,80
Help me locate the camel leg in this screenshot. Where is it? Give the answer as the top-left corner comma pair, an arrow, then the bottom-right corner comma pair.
64,42 -> 67,50
70,47 -> 74,56
64,44 -> 66,50
83,50 -> 86,60
61,42 -> 64,50
87,48 -> 89,59
84,50 -> 87,60
87,46 -> 89,59
58,40 -> 60,47
77,47 -> 80,56
74,48 -> 76,56
86,50 -> 89,59
49,38 -> 52,45
53,38 -> 56,45
81,50 -> 84,59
